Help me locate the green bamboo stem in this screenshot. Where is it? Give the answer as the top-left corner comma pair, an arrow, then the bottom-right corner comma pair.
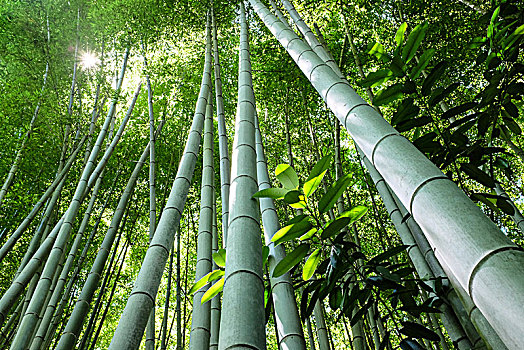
189,94 -> 214,350
217,3 -> 266,348
211,6 -> 230,248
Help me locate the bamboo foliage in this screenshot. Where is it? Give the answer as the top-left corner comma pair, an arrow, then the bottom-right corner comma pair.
218,3 -> 265,348
0,15 -> 52,208
108,13 -> 213,349
248,1 -> 524,347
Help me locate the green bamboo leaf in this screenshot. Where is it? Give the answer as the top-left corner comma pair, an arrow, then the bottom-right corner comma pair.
299,228 -> 317,241
409,48 -> 435,79
487,6 -> 500,39
252,188 -> 288,199
368,245 -> 408,266
502,117 -> 522,135
402,22 -> 429,63
361,69 -> 394,88
302,248 -> 321,280
395,22 -> 408,48
319,174 -> 352,213
189,270 -> 213,295
303,169 -> 327,198
284,190 -> 302,204
503,24 -> 524,49
321,217 -> 350,239
306,154 -> 332,181
272,218 -> 313,245
273,243 -> 310,278
400,321 -> 440,341
461,164 -> 495,188
207,269 -> 225,283
428,82 -> 459,107
392,98 -> 420,126
421,61 -> 448,96
441,102 -> 477,120
340,205 -> 369,224
275,164 -> 299,190
368,42 -> 385,60
201,276 -> 224,304
212,248 -> 226,268
373,83 -> 404,106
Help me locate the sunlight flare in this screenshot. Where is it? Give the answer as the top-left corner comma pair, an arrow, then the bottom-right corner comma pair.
80,50 -> 100,69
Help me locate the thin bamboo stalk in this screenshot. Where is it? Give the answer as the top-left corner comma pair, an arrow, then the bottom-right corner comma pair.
56,119 -> 164,349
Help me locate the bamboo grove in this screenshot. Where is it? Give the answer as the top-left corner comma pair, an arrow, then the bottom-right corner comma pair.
0,0 -> 523,349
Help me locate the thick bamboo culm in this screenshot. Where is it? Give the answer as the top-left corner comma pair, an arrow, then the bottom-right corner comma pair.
248,1 -> 524,348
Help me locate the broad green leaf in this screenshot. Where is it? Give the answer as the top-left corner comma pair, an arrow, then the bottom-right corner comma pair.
402,21 -> 429,63
368,245 -> 408,266
368,42 -> 385,60
361,69 -> 394,88
208,269 -> 225,283
189,271 -> 213,294
212,249 -> 226,268
487,6 -> 500,39
340,205 -> 369,224
470,193 -> 499,212
468,36 -> 487,49
273,243 -> 310,278
392,98 -> 420,126
318,174 -> 352,213
461,164 -> 495,188
428,82 -> 459,107
303,169 -> 327,198
409,48 -> 435,79
201,276 -> 224,304
503,24 -> 524,49
441,102 -> 477,120
275,164 -> 299,189
390,55 -> 406,77
395,22 -> 408,48
395,115 -> 432,133
299,228 -> 317,241
321,217 -> 350,239
303,248 -> 321,280
400,321 -> 440,341
272,218 -> 313,245
284,190 -> 302,204
373,83 -> 404,106
421,61 -> 448,96
512,24 -> 524,36
252,188 -> 288,199
306,154 -> 332,181
502,117 -> 522,135
287,214 -> 308,225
